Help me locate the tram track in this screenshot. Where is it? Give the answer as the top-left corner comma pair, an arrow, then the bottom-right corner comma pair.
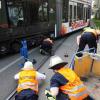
5,24 -> 96,99
5,35 -> 69,100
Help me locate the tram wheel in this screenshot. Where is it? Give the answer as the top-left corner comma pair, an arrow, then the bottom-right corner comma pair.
11,42 -> 20,53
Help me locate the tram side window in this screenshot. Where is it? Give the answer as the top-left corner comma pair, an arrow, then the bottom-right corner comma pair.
0,0 -> 8,26
74,6 -> 76,20
77,3 -> 83,20
23,0 -> 39,25
81,4 -> 83,20
83,7 -> 85,20
63,0 -> 69,22
86,8 -> 88,21
7,1 -> 24,27
0,0 -> 2,24
7,0 -> 48,27
87,6 -> 91,19
48,0 -> 56,22
8,7 -> 23,27
23,0 -> 48,24
43,0 -> 48,21
70,5 -> 72,22
38,0 -> 48,22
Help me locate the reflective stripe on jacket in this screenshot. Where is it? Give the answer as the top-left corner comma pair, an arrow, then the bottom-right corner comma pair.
17,70 -> 38,94
83,29 -> 97,39
57,67 -> 88,100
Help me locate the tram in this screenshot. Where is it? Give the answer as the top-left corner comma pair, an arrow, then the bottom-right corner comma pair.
0,0 -> 92,54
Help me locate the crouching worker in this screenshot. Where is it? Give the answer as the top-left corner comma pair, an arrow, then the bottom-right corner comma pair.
14,61 -> 46,100
77,27 -> 100,54
40,37 -> 53,55
47,55 -> 93,100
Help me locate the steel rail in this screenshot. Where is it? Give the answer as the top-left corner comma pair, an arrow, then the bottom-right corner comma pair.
5,20 -> 97,99
6,36 -> 68,100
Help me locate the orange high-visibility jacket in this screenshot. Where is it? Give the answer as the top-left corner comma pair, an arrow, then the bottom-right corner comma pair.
57,67 -> 88,100
83,29 -> 98,38
17,70 -> 38,94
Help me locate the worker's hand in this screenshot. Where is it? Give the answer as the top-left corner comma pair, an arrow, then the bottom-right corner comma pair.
76,35 -> 81,45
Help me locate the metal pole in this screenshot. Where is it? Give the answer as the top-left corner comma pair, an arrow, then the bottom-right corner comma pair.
56,0 -> 62,37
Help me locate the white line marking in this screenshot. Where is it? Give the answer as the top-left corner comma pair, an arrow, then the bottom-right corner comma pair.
0,56 -> 23,73
0,47 -> 39,73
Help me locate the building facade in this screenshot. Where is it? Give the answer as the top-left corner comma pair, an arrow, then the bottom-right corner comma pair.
93,0 -> 100,19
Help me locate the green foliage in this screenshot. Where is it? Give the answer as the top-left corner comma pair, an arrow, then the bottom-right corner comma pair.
92,18 -> 100,28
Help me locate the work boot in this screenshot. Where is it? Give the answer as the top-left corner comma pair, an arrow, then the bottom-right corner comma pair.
32,59 -> 37,64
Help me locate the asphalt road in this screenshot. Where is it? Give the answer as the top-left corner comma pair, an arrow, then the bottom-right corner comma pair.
38,32 -> 79,100
2,30 -> 100,100
38,32 -> 100,100
0,32 -> 80,100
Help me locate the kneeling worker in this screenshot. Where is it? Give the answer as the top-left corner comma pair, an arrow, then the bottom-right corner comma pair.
48,55 -> 93,100
40,37 -> 53,55
14,61 -> 46,100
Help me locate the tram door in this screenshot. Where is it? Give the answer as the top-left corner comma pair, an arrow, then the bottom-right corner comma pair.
68,2 -> 77,26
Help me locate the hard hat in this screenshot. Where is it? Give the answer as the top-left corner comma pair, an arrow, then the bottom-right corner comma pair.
23,61 -> 34,70
49,55 -> 68,70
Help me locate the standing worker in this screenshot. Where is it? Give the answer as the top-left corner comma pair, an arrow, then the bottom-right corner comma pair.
14,61 -> 46,100
20,40 -> 28,62
46,55 -> 93,100
77,27 -> 100,55
20,40 -> 36,66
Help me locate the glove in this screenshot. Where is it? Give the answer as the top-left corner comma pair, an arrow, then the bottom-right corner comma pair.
45,89 -> 56,100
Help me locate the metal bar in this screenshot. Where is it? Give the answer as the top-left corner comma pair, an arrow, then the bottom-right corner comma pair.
5,90 -> 17,100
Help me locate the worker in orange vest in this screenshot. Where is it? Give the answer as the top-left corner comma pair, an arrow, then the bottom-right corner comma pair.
14,61 -> 46,100
77,28 -> 100,56
48,55 -> 93,100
